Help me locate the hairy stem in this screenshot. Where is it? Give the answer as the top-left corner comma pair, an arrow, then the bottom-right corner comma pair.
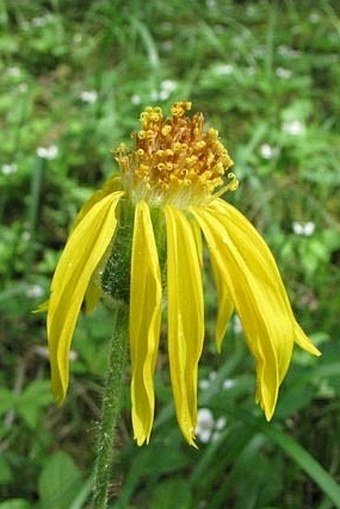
92,302 -> 128,509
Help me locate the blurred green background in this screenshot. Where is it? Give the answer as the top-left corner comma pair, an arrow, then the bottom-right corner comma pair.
0,0 -> 339,508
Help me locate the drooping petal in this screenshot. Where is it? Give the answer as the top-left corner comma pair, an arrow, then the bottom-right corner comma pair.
190,201 -> 299,420
293,322 -> 321,356
48,191 -> 124,403
210,199 -> 321,358
130,201 -> 162,446
34,182 -> 123,316
210,254 -> 234,352
164,205 -> 204,445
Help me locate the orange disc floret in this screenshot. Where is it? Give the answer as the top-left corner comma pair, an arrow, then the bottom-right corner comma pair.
114,101 -> 234,206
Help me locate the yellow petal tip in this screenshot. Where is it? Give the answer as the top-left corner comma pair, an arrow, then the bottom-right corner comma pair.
32,300 -> 49,314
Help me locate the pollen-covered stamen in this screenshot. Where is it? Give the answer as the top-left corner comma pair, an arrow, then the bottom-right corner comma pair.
114,101 -> 236,205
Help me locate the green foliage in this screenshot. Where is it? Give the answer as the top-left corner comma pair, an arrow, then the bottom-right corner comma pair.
149,478 -> 192,509
0,380 -> 51,429
0,501 -> 32,509
38,451 -> 83,509
1,0 -> 339,507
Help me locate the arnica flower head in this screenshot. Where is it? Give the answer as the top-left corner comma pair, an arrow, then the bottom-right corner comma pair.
43,101 -> 320,446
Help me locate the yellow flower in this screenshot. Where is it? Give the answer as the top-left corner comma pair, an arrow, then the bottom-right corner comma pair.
45,101 -> 320,446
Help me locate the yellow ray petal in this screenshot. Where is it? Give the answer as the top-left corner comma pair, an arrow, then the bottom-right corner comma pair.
190,202 -> 297,420
130,201 -> 162,446
33,181 -> 122,315
164,205 -> 204,445
48,191 -> 124,403
293,322 -> 321,356
71,175 -> 122,231
210,199 -> 321,357
190,217 -> 203,267
210,255 -> 234,352
33,300 -> 49,313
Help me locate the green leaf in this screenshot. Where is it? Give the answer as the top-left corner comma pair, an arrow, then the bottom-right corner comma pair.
0,455 -> 12,484
21,380 -> 52,404
68,476 -> 94,509
150,478 -> 192,509
38,451 -> 83,509
265,427 -> 340,509
16,380 -> 52,428
115,439 -> 190,507
0,388 -> 15,415
0,501 -> 32,509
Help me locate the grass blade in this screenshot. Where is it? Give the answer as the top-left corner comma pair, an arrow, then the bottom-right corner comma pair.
265,426 -> 340,509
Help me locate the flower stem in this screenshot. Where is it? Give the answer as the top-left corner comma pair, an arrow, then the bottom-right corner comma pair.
92,301 -> 129,509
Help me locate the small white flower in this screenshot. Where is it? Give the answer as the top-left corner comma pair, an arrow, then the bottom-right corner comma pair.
232,315 -> 243,334
159,89 -> 171,101
199,379 -> 211,390
282,120 -> 306,136
79,90 -> 98,104
211,418 -> 227,441
1,163 -> 17,175
131,94 -> 142,105
68,350 -> 78,361
161,79 -> 177,93
26,284 -> 44,298
276,67 -> 292,79
33,345 -> 50,359
215,416 -> 227,430
304,222 -> 315,236
198,429 -> 212,443
309,12 -> 321,24
36,145 -> 59,160
223,379 -> 237,390
196,408 -> 215,443
259,143 -> 279,160
33,345 -> 78,361
292,221 -> 315,236
7,67 -> 21,77
199,371 -> 217,390
150,80 -> 177,102
196,410 -> 228,443
215,64 -> 234,76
